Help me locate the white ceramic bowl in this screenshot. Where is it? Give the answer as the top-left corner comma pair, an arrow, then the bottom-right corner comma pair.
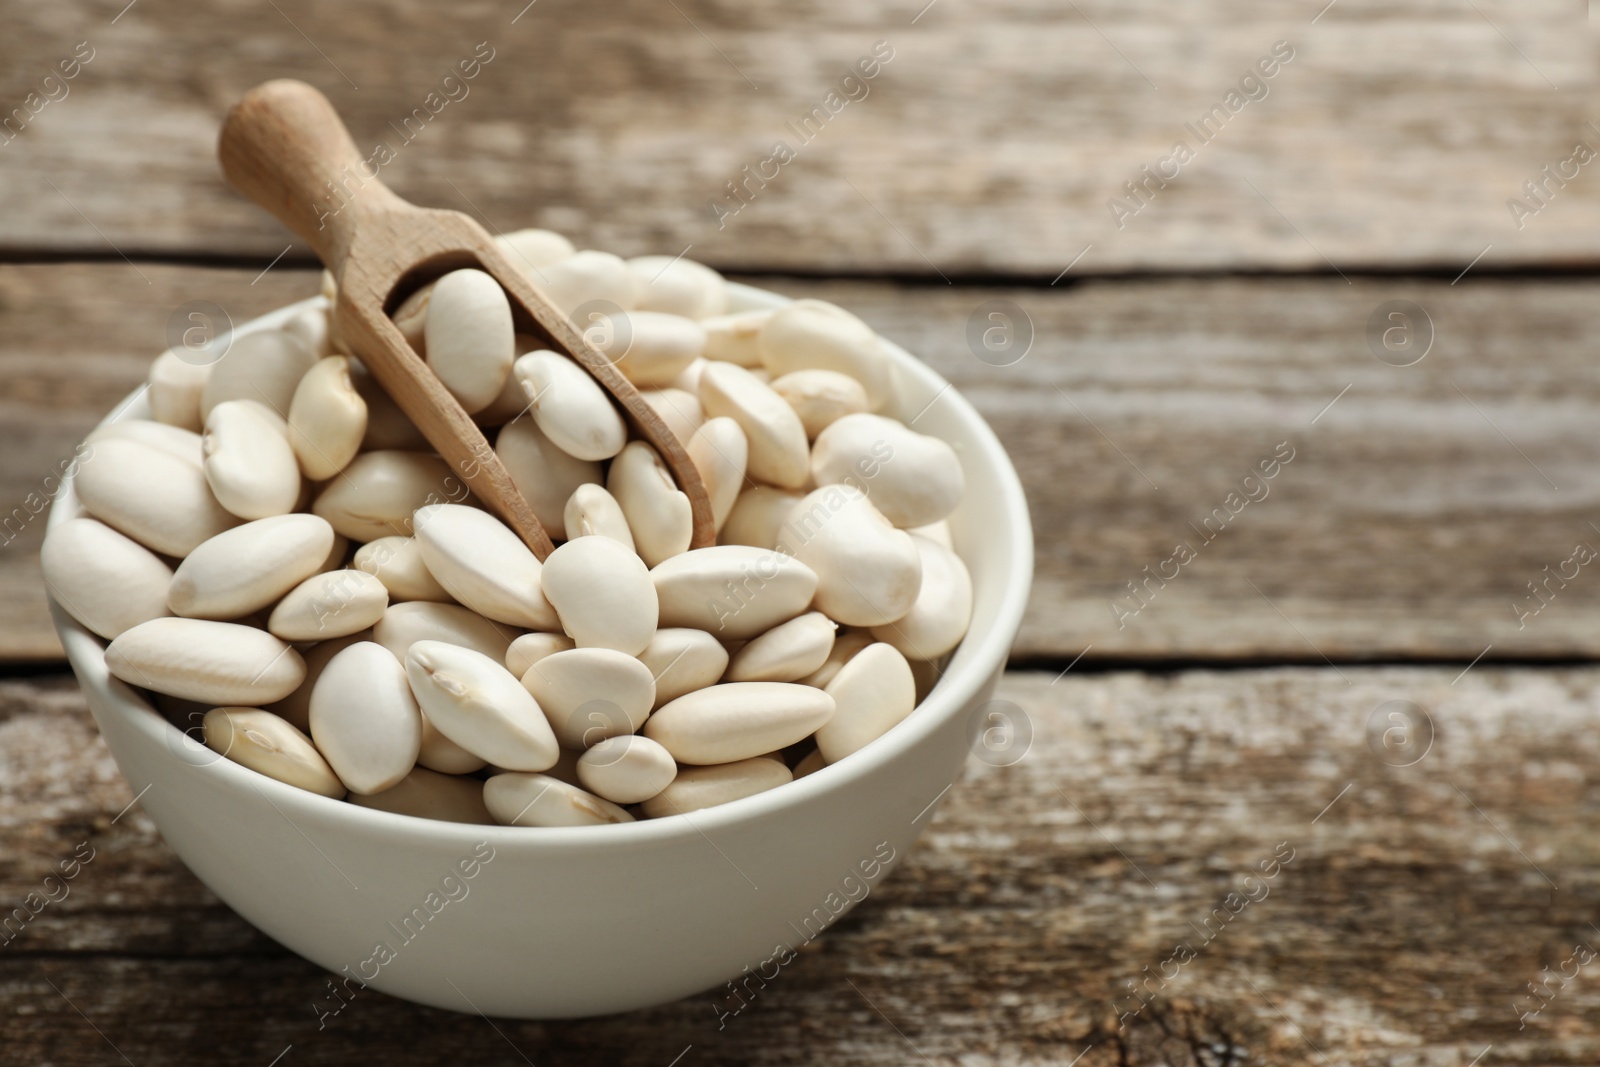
47,281 -> 1033,1019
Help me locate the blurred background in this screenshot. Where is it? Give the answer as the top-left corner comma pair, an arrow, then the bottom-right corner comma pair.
3,1 -> 1597,1064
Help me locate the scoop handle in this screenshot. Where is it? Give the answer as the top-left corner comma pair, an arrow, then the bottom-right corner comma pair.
218,79 -> 404,272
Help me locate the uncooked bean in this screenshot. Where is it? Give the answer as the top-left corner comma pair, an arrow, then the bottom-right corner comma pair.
908,520 -> 953,549
312,450 -> 460,541
782,485 -> 920,626
86,419 -> 204,467
812,413 -> 964,528
483,772 -> 634,827
651,545 -> 817,639
793,748 -> 826,778
473,336 -> 543,427
520,647 -> 655,749
725,612 -> 836,683
353,536 -> 453,603
75,438 -> 239,557
698,362 -> 809,489
562,483 -> 635,552
636,387 -> 703,443
771,369 -> 869,439
315,534 -> 349,574
147,350 -> 211,431
815,642 -> 916,763
720,486 -> 804,551
267,630 -> 368,733
42,518 -> 172,640
496,418 -> 601,540
607,441 -> 692,567
107,618 -> 305,705
626,255 -> 727,319
643,682 -> 834,765
372,601 -> 518,664
418,712 -> 487,774
638,628 -> 729,709
167,514 -> 334,620
203,400 -> 301,520
268,569 -> 389,641
424,269 -> 515,413
539,535 -> 657,654
348,766 -> 495,824
700,309 -> 770,368
759,299 -> 890,410
593,311 -> 705,388
200,329 -> 316,419
577,735 -> 676,805
413,503 -> 560,630
287,356 -> 366,480
687,416 -> 748,531
671,358 -> 706,396
869,535 -> 972,659
405,640 -> 559,772
495,228 -> 575,273
504,632 -> 575,678
391,281 -> 433,354
639,757 -> 791,818
512,350 -> 626,461
538,250 -> 636,316
203,707 -> 344,798
309,641 -> 422,794
284,305 -> 335,358
797,628 -> 874,689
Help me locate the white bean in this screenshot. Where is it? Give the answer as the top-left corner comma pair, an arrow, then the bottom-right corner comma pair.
267,630 -> 368,733
793,748 -> 826,779
537,250 -> 636,316
201,329 -> 316,419
643,682 -> 834,765
86,419 -> 204,467
203,400 -> 301,520
310,642 -> 422,794
700,310 -> 770,368
577,735 -> 677,805
698,362 -> 809,489
312,450 -> 460,542
505,632 -> 575,678
483,772 -> 634,827
626,255 -> 727,319
413,503 -> 560,630
353,536 -> 453,603
812,413 -> 964,528
147,350 -> 210,431
719,486 -> 803,551
595,311 -> 705,388
638,628 -> 728,709
391,282 -> 433,354
639,758 -> 791,818
771,369 -> 869,439
495,228 -> 575,273
405,640 -> 559,772
539,535 -> 657,654
815,642 -> 916,763
268,569 -> 389,641
284,305 -> 335,358
372,601 -> 518,664
348,766 -> 495,824
424,269 -> 515,413
41,518 -> 172,640
512,350 -> 626,461
496,418 -> 600,540
869,535 -> 972,660
203,708 -> 344,798
606,441 -> 691,567
75,438 -> 239,557
562,483 -> 635,552
520,647 -> 655,749
781,485 -> 920,626
107,618 -> 305,705
671,358 -> 706,395
797,628 -> 874,689
759,299 -> 890,410
651,545 -> 817,639
287,355 -> 366,480
687,416 -> 748,531
908,520 -> 953,549
167,514 -> 333,620
725,612 -> 837,683
418,712 -> 487,774
636,387 -> 703,443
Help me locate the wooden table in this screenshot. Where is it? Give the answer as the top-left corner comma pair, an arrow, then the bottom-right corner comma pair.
3,2 -> 1598,1063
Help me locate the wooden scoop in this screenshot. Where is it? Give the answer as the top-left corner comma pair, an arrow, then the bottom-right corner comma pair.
217,78 -> 714,560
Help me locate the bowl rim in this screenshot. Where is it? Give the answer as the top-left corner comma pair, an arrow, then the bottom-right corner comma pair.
50,280 -> 1034,850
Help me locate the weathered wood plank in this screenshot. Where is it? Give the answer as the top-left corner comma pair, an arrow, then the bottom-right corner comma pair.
3,667 -> 1596,1064
3,263 -> 1598,662
0,0 -> 1592,273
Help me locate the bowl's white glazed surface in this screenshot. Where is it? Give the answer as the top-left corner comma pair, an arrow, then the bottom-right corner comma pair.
47,282 -> 1033,1019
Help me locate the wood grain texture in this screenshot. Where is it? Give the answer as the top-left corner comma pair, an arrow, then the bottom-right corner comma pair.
0,0 -> 1593,273
3,262 -> 1597,662
2,667 -> 1596,1064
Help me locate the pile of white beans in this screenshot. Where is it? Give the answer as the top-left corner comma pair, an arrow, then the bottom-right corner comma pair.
42,229 -> 973,827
